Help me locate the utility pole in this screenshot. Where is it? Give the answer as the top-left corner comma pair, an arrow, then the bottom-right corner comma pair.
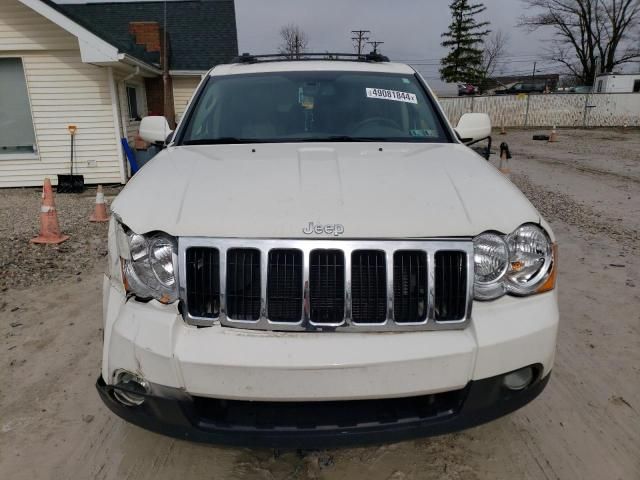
591,56 -> 600,88
351,30 -> 370,55
367,40 -> 384,54
162,0 -> 174,127
531,61 -> 537,82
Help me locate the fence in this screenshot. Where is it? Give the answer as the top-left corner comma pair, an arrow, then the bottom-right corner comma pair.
438,93 -> 640,128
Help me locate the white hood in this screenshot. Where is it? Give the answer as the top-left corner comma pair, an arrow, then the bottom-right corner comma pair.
112,142 -> 541,239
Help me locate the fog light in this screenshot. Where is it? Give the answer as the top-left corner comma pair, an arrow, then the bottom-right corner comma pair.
503,367 -> 534,391
113,370 -> 150,406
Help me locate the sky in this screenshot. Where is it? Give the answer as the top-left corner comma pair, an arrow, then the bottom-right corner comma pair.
57,0 -> 552,93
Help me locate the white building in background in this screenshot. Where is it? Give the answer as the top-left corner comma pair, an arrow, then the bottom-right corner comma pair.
594,73 -> 640,93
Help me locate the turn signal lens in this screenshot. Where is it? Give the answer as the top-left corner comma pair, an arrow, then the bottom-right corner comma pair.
536,243 -> 558,293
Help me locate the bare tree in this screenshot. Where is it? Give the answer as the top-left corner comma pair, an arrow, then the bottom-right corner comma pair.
481,30 -> 509,79
519,0 -> 640,85
279,24 -> 309,59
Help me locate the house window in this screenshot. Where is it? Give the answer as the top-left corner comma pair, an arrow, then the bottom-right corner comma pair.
126,85 -> 140,120
633,80 -> 640,93
0,58 -> 36,156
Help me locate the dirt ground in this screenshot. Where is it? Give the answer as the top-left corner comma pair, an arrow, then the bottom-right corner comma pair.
1,128 -> 639,480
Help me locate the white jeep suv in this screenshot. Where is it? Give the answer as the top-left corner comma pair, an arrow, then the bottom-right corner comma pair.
97,53 -> 559,448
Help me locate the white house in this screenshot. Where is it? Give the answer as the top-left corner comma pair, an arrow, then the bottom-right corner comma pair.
0,0 -> 238,187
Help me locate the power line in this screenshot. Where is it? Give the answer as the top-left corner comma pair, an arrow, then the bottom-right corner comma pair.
351,30 -> 370,55
367,40 -> 384,53
400,57 -> 539,63
406,58 -> 565,67
395,52 -> 551,62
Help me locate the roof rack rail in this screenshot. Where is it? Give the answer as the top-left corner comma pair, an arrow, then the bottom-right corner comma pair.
229,52 -> 390,64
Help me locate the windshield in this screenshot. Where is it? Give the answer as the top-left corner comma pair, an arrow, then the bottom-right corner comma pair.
180,71 -> 451,144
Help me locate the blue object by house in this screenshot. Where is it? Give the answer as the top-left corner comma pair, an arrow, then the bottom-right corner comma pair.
121,138 -> 139,174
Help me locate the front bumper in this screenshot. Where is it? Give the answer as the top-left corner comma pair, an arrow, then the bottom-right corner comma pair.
102,277 -> 558,401
96,369 -> 550,449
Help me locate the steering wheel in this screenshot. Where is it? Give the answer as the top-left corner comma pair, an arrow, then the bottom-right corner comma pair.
352,116 -> 402,133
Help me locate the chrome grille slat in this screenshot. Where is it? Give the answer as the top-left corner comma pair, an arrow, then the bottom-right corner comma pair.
352,250 -> 387,324
344,247 -> 352,325
393,251 -> 427,324
266,249 -> 303,322
434,251 -> 467,321
178,239 -> 473,332
226,248 -> 261,321
309,249 -> 345,325
185,247 -> 220,319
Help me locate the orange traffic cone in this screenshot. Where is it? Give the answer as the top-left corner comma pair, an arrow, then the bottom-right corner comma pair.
89,185 -> 109,222
548,126 -> 558,143
31,178 -> 69,244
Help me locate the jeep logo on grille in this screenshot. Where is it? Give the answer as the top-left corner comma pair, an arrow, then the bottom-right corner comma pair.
302,222 -> 345,236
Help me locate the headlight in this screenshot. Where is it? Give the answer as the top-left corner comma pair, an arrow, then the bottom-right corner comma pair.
505,224 -> 554,295
473,224 -> 556,300
116,222 -> 178,304
473,233 -> 509,300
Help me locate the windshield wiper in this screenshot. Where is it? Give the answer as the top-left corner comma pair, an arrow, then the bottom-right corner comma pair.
182,137 -> 267,145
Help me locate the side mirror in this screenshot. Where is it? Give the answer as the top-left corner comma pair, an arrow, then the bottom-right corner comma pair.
139,116 -> 174,144
454,113 -> 491,145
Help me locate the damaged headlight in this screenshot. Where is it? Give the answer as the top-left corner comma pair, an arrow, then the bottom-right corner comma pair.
116,221 -> 178,304
473,223 -> 556,301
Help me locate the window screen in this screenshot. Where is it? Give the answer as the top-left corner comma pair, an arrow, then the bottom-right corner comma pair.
0,58 -> 36,155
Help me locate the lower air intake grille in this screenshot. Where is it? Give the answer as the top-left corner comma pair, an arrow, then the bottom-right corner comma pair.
267,249 -> 303,322
226,248 -> 261,321
393,251 -> 427,323
185,247 -> 220,318
351,250 -> 387,323
435,251 -> 467,321
309,250 -> 345,323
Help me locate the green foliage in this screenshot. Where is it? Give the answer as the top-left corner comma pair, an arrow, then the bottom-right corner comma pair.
440,0 -> 491,84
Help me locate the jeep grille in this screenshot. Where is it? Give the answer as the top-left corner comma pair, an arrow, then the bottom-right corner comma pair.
180,239 -> 473,332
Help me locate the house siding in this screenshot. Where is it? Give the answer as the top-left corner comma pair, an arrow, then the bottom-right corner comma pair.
0,0 -> 123,187
173,76 -> 201,120
0,0 -> 77,51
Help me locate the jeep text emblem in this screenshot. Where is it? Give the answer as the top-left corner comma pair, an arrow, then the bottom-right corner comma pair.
302,222 -> 345,236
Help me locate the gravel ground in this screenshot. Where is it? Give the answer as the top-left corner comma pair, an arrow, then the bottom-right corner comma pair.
0,185 -> 120,291
510,172 -> 638,251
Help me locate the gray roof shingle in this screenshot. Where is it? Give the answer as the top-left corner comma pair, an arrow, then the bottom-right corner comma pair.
55,0 -> 238,71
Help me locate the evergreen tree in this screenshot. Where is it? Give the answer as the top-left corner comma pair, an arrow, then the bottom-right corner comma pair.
440,0 -> 491,84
